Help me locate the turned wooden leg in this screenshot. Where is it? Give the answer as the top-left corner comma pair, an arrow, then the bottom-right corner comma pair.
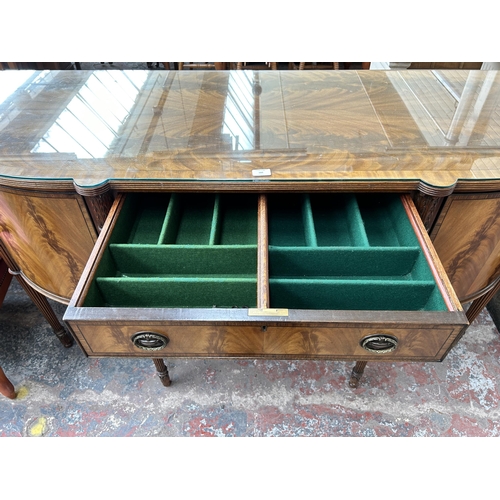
13,275 -> 73,348
152,359 -> 171,387
0,366 -> 16,399
349,361 -> 367,388
0,242 -> 73,348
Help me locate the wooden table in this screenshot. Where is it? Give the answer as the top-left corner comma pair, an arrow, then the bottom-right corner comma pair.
1,69 -> 499,388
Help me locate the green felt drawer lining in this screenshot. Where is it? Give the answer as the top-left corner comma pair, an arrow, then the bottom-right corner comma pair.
120,193 -> 416,249
269,279 -> 443,311
109,245 -> 257,276
95,277 -> 257,308
268,247 -> 423,278
127,193 -> 258,246
83,193 -> 447,311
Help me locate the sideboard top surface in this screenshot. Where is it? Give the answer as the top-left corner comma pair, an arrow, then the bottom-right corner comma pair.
1,69 -> 500,192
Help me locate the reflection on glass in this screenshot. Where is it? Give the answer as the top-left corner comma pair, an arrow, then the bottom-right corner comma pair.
387,70 -> 500,148
0,71 -> 36,106
32,71 -> 148,158
222,72 -> 254,150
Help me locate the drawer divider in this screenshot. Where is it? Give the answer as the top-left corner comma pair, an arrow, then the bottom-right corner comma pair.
302,194 -> 318,247
258,194 -> 270,308
158,193 -> 180,244
347,194 -> 370,247
209,194 -> 222,245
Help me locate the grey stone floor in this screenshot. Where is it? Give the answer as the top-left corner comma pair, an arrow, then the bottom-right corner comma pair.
2,276 -> 500,437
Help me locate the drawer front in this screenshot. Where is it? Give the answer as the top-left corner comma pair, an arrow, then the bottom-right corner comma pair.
70,322 -> 462,361
64,191 -> 468,364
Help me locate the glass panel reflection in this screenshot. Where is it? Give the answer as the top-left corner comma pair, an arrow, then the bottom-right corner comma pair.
0,71 -> 36,106
32,71 -> 148,158
223,72 -> 254,150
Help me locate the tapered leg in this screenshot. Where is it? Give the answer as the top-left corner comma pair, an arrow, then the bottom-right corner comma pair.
14,275 -> 73,348
0,242 -> 73,348
0,367 -> 15,399
349,361 -> 367,388
152,359 -> 171,387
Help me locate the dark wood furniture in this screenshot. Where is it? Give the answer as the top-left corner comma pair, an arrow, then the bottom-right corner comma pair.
0,367 -> 15,399
1,69 -> 500,389
178,62 -> 227,70
65,192 -> 466,391
0,257 -> 15,399
408,62 -> 482,70
0,62 -> 81,70
289,62 -> 340,70
236,62 -> 278,70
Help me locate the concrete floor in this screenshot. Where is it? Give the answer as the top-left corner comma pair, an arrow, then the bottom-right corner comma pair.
2,276 -> 500,437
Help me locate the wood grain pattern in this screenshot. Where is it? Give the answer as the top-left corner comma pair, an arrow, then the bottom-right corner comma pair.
431,193 -> 500,302
401,195 -> 462,311
0,187 -> 97,302
70,322 -> 464,362
67,193 -> 126,308
0,70 -> 500,193
412,191 -> 446,232
0,240 -> 73,346
257,194 -> 269,308
64,191 -> 468,368
83,191 -> 115,233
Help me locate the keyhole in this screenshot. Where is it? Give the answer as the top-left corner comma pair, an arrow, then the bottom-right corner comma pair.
261,326 -> 267,332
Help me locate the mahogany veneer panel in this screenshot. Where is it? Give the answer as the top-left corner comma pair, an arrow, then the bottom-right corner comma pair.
0,188 -> 97,302
1,70 -> 500,193
71,322 -> 463,362
431,193 -> 500,302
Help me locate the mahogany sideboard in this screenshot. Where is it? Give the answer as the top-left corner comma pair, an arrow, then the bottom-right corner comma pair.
1,68 -> 500,389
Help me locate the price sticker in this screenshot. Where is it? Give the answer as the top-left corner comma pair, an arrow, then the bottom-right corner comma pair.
252,169 -> 272,177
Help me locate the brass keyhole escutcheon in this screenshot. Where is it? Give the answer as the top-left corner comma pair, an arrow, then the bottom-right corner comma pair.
361,334 -> 398,354
131,332 -> 170,351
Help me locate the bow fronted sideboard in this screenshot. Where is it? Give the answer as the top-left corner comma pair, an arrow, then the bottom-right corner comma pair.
1,69 -> 500,388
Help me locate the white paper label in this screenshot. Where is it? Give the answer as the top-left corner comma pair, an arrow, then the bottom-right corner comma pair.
252,168 -> 272,177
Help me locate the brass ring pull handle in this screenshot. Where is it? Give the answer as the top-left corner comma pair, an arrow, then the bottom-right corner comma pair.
361,334 -> 398,354
131,332 -> 170,351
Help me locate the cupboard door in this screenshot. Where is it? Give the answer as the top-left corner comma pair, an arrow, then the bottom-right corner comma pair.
431,193 -> 500,302
0,187 -> 97,303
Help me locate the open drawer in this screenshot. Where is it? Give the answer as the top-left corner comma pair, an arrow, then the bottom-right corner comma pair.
64,192 -> 467,363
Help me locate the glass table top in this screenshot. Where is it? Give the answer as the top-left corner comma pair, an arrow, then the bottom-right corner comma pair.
0,69 -> 499,188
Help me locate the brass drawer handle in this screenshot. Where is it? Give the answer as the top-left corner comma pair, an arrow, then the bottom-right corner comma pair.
131,332 -> 170,351
361,334 -> 398,354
